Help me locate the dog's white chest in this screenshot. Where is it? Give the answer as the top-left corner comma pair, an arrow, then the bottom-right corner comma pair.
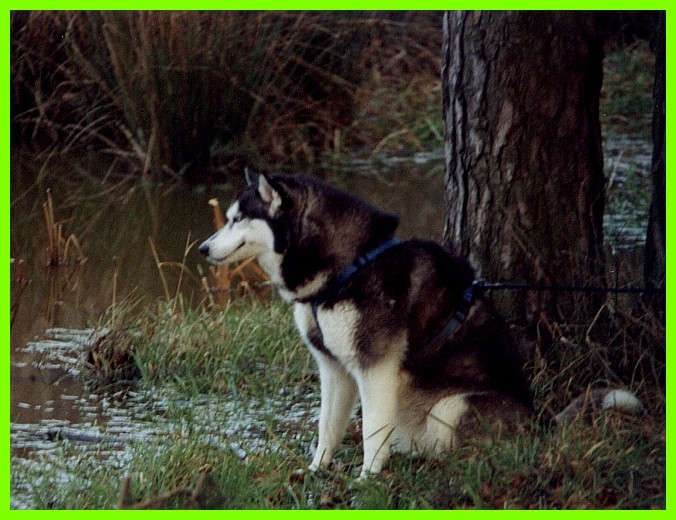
293,302 -> 361,369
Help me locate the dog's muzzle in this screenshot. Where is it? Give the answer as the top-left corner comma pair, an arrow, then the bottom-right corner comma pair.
198,239 -> 245,265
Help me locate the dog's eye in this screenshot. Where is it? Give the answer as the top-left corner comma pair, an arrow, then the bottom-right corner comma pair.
231,215 -> 243,224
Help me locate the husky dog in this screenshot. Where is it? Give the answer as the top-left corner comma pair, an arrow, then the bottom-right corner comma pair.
199,171 -> 642,478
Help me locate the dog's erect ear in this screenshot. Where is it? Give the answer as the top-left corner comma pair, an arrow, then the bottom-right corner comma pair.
244,168 -> 282,215
244,167 -> 257,187
257,174 -> 282,214
246,170 -> 282,216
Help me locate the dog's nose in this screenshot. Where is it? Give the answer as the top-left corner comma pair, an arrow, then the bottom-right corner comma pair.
198,242 -> 210,256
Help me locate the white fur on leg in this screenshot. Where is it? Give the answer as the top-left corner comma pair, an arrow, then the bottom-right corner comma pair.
293,302 -> 359,471
355,357 -> 401,478
418,394 -> 469,453
308,354 -> 358,472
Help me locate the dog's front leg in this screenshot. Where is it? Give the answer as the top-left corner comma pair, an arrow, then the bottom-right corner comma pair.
309,353 -> 358,472
356,358 -> 399,478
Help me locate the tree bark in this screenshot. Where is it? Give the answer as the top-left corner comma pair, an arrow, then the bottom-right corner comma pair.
442,11 -> 606,324
644,11 -> 665,308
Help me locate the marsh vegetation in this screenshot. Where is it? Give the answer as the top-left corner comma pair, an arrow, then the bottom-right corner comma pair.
10,12 -> 664,509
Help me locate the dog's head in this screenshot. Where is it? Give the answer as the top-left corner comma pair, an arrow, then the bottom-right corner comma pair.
199,169 -> 399,299
198,170 -> 285,266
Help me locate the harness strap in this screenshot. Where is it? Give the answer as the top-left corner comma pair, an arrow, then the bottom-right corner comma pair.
310,237 -> 402,323
308,238 -> 477,356
420,282 -> 476,354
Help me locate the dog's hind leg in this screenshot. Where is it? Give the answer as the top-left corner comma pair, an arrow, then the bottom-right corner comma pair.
309,353 -> 358,472
356,357 -> 401,478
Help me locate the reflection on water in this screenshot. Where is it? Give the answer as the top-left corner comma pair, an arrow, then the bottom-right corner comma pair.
11,328 -> 104,428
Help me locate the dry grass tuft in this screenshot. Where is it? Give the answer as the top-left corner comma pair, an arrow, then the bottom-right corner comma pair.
42,189 -> 86,266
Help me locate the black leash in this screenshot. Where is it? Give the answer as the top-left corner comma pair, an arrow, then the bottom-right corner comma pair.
419,282 -> 476,355
413,278 -> 665,357
473,280 -> 665,296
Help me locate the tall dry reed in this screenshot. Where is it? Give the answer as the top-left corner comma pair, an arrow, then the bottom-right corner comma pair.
11,11 -> 442,181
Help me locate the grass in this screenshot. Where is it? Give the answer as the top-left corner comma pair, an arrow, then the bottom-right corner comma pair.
103,415 -> 666,508
12,12 -> 657,182
600,39 -> 655,139
14,414 -> 665,509
11,291 -> 665,509
42,189 -> 86,267
127,299 -> 313,397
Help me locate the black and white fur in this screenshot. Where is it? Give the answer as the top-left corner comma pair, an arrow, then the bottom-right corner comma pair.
199,171 -> 642,478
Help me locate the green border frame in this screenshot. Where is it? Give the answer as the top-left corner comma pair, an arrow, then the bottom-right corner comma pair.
3,3 -> 671,515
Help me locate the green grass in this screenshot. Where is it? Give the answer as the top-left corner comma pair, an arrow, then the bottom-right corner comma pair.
12,297 -> 665,509
14,398 -> 665,509
127,298 -> 314,397
601,40 -> 655,139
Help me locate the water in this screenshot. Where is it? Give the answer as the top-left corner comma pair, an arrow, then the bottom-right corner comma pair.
9,141 -> 651,507
603,133 -> 653,251
11,381 -> 318,509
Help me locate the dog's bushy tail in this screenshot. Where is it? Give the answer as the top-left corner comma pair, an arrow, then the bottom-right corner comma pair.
554,388 -> 643,425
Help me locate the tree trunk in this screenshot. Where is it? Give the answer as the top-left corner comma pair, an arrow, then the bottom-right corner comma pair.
644,11 -> 665,308
442,11 -> 606,324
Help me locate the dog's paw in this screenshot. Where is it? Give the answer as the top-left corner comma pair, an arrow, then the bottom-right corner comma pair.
290,468 -> 307,483
309,450 -> 334,473
357,467 -> 379,481
309,459 -> 332,473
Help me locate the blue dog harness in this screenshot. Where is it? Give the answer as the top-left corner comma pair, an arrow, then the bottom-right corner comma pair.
420,282 -> 476,354
310,237 -> 402,323
309,238 -> 476,349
